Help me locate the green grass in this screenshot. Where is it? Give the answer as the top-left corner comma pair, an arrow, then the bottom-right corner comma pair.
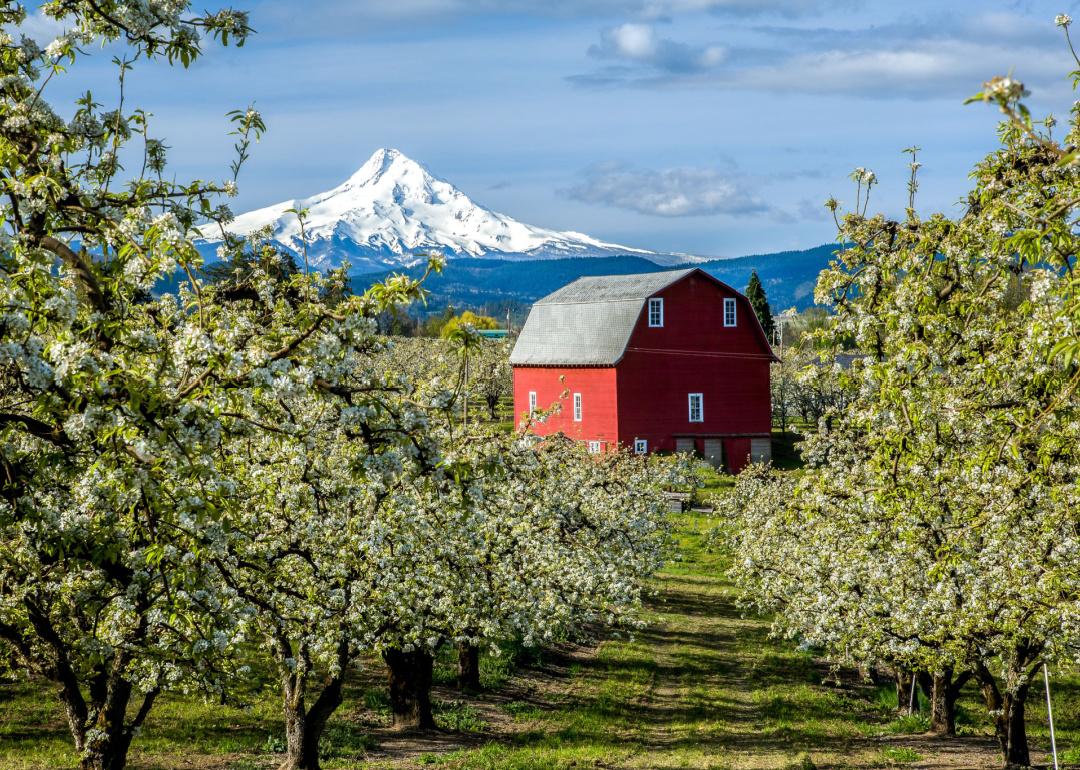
880,746 -> 922,763
3,505 -> 1078,769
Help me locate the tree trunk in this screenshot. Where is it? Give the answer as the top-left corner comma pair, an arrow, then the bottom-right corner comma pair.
78,733 -> 133,770
279,688 -> 344,770
895,669 -> 916,715
384,648 -> 435,729
457,643 -> 480,691
1000,688 -> 1030,768
929,669 -> 970,737
73,674 -> 149,770
77,713 -> 134,770
281,693 -> 309,770
929,673 -> 955,736
278,642 -> 350,770
976,664 -> 1031,767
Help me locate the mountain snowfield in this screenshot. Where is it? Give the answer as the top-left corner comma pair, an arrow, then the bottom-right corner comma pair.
198,148 -> 697,273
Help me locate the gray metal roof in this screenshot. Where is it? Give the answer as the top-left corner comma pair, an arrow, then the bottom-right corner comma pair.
534,269 -> 695,305
510,269 -> 696,366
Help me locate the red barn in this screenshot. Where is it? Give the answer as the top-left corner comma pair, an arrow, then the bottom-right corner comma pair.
510,268 -> 776,473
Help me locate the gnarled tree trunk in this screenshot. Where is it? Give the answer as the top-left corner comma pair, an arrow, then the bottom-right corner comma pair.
975,661 -> 1032,767
894,669 -> 917,715
927,669 -> 970,737
277,638 -> 351,770
457,643 -> 480,691
72,682 -> 157,770
384,648 -> 435,729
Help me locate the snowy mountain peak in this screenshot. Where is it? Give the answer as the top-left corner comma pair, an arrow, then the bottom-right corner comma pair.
203,149 -> 694,273
342,147 -> 422,189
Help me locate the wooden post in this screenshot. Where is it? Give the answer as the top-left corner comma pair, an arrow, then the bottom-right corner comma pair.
1045,664 -> 1059,770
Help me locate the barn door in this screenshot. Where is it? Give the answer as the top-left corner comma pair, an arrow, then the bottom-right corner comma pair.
750,437 -> 772,465
675,437 -> 695,455
703,439 -> 723,469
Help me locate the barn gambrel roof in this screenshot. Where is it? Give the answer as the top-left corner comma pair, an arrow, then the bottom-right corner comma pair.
510,268 -> 770,367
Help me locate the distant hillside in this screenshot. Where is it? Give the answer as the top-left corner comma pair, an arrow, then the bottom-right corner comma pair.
693,244 -> 839,311
351,244 -> 839,316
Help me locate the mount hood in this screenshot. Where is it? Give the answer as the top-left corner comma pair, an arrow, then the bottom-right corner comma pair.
199,148 -> 695,272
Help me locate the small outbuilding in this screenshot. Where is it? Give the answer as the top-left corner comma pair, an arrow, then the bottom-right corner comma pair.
509,268 -> 776,473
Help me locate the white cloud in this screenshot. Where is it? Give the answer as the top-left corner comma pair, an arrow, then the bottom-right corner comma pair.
588,22 -> 726,74
609,23 -> 657,59
10,10 -> 67,43
731,40 -> 1066,98
573,11 -> 1069,98
565,162 -> 771,217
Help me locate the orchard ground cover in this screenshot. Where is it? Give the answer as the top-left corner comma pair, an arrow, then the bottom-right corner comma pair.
4,493 -> 1076,770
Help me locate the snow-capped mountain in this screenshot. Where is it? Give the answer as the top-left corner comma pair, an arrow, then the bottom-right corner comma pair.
199,148 -> 695,273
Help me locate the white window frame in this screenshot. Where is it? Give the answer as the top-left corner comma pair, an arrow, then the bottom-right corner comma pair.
588,440 -> 602,454
634,438 -> 648,455
688,392 -> 704,423
573,392 -> 582,422
648,297 -> 664,328
528,390 -> 537,412
723,297 -> 737,327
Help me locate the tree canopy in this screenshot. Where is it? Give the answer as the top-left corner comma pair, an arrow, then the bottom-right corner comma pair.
0,6 -> 683,770
721,26 -> 1080,766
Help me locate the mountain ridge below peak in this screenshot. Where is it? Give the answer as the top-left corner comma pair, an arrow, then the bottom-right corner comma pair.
198,148 -> 701,272
350,244 -> 838,318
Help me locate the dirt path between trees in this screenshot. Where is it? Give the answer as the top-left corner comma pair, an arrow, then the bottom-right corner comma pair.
360,519 -> 1027,770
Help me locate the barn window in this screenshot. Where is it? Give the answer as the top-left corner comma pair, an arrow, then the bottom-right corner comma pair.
688,393 -> 704,423
573,393 -> 582,421
634,438 -> 648,454
588,440 -> 602,454
528,391 -> 537,412
648,297 -> 664,327
723,298 -> 737,327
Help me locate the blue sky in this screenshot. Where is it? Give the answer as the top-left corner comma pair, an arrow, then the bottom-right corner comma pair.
29,0 -> 1080,257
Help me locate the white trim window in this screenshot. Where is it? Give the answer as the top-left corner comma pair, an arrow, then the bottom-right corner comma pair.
648,297 -> 664,327
723,297 -> 737,327
528,390 -> 537,413
573,392 -> 583,422
588,440 -> 602,454
634,438 -> 648,455
688,393 -> 704,423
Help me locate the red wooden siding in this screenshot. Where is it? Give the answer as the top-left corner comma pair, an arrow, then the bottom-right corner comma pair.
724,438 -> 753,474
513,366 -> 619,447
625,271 -> 772,359
616,272 -> 772,469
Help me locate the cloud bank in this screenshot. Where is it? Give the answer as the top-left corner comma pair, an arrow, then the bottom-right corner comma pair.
565,162 -> 771,217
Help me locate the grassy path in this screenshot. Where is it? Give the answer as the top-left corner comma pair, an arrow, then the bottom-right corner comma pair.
2,514 -> 1070,769
386,515 -> 1032,770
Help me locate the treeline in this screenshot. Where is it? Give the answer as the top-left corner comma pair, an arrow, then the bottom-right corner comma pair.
373,303 -> 528,337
